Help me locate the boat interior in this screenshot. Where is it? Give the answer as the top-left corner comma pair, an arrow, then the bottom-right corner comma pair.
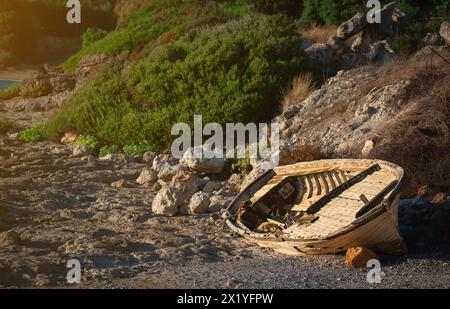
236,163 -> 401,240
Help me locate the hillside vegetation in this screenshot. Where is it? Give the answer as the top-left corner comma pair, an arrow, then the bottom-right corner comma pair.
48,0 -> 306,151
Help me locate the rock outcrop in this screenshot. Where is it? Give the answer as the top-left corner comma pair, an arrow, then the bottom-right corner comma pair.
20,65 -> 76,98
304,2 -> 408,74
440,21 -> 450,45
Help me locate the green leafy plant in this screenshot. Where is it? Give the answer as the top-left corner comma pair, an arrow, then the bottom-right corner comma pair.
231,156 -> 252,175
82,27 -> 108,47
75,135 -> 99,149
0,84 -> 20,101
48,14 -> 306,152
99,145 -> 119,157
247,0 -> 304,17
122,144 -> 153,156
20,124 -> 44,142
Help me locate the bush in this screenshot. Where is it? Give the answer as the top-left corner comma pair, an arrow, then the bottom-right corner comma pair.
0,84 -> 20,101
20,124 -> 44,142
99,145 -> 119,157
62,0 -> 229,70
122,144 -> 153,155
247,0 -> 304,17
301,0 -> 365,25
75,135 -> 99,149
128,15 -> 305,146
82,27 -> 108,48
49,15 -> 306,152
231,156 -> 252,175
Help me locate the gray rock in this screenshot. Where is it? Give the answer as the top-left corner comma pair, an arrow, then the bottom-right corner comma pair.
72,145 -> 94,157
367,40 -> 394,64
202,181 -> 224,194
440,21 -> 450,45
209,194 -> 234,213
337,12 -> 367,40
99,153 -> 133,164
422,32 -> 443,46
283,104 -> 302,119
180,148 -> 225,174
188,192 -> 211,214
152,172 -> 201,216
142,151 -> 157,164
136,167 -> 158,185
305,43 -> 334,67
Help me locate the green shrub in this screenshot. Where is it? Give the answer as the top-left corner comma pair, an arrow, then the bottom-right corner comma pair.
434,0 -> 450,17
75,135 -> 99,149
231,156 -> 252,174
128,15 -> 305,145
247,0 -> 304,17
20,124 -> 44,142
122,144 -> 153,156
301,0 -> 365,25
62,0 -> 229,70
82,27 -> 108,48
99,145 -> 119,157
219,0 -> 253,17
0,84 -> 20,101
49,15 -> 306,152
391,21 -> 441,56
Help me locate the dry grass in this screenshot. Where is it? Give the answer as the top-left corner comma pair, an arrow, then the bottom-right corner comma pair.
300,25 -> 336,43
282,73 -> 315,108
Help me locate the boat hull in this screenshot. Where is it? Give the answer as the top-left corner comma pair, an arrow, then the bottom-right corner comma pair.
226,159 -> 407,256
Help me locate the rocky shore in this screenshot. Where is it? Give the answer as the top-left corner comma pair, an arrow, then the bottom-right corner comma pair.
0,3 -> 449,288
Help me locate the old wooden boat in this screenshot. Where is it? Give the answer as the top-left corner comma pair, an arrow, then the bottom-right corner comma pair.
226,159 -> 407,256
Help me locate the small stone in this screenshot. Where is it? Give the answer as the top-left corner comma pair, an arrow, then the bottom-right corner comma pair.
98,153 -> 133,164
203,181 -> 223,193
422,32 -> 443,46
136,167 -> 158,185
142,151 -> 157,164
188,192 -> 211,214
345,247 -> 379,269
60,132 -> 78,145
72,145 -> 94,157
111,179 -> 129,189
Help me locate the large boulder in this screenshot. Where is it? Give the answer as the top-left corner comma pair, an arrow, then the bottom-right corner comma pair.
337,12 -> 367,40
367,40 -> 394,64
180,148 -> 225,174
21,65 -> 76,98
151,172 -> 201,216
440,21 -> 450,45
